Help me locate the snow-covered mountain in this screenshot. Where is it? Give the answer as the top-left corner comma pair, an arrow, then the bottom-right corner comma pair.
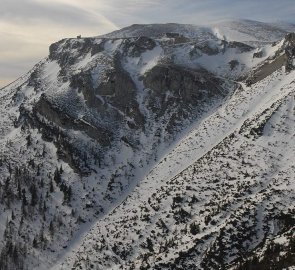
0,20 -> 294,270
101,19 -> 295,44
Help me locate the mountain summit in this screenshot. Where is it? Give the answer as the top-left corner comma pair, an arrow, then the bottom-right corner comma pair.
0,20 -> 294,270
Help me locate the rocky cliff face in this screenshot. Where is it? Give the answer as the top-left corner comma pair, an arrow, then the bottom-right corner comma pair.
285,32 -> 295,71
0,21 -> 294,270
246,32 -> 295,85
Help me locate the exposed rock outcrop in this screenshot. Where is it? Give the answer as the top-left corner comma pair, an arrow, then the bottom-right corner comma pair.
246,32 -> 295,85
284,32 -> 295,71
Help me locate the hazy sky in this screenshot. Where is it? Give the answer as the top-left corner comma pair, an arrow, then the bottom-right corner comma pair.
1,0 -> 294,87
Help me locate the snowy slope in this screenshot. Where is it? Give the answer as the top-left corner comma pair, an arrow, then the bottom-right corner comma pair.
54,66 -> 295,270
209,19 -> 294,44
0,20 -> 294,270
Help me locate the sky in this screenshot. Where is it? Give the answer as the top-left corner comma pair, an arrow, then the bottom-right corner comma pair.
0,0 -> 294,87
